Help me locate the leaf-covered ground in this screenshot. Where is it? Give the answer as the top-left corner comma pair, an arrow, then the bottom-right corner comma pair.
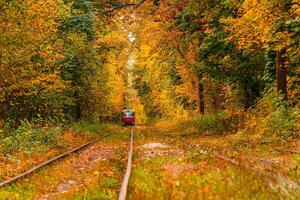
1,125 -> 300,199
128,126 -> 300,199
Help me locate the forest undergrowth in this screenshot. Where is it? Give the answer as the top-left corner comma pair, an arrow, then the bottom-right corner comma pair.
0,121 -> 114,182
157,92 -> 300,144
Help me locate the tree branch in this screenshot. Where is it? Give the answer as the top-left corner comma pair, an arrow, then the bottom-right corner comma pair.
0,0 -> 11,13
104,0 -> 147,13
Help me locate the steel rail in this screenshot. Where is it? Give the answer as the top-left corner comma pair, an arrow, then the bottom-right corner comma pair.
0,131 -> 115,188
118,126 -> 134,200
198,146 -> 300,188
285,149 -> 300,154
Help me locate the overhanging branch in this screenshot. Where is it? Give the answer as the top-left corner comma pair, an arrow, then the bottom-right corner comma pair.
0,0 -> 11,13
104,0 -> 147,13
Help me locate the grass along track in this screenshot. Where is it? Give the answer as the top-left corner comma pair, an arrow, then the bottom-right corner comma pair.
127,126 -> 300,199
193,145 -> 300,194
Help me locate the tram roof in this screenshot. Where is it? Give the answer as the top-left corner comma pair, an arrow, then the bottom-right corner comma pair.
122,109 -> 135,113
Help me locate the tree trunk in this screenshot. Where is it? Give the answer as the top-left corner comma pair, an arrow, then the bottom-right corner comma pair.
196,74 -> 204,115
195,36 -> 204,114
276,49 -> 287,99
123,93 -> 127,109
74,90 -> 81,120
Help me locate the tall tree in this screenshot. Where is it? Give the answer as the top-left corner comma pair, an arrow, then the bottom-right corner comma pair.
59,0 -> 103,120
0,0 -> 68,125
227,0 -> 298,99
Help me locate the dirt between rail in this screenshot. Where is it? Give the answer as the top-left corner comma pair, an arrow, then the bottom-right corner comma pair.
139,142 -> 186,160
138,142 -> 190,177
35,141 -> 127,200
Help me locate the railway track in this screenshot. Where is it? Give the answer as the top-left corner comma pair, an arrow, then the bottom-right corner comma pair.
195,145 -> 300,190
0,127 -> 136,200
8,127 -> 293,199
0,131 -> 116,188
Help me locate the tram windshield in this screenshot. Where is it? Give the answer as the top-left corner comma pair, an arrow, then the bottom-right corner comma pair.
124,112 -> 134,117
122,109 -> 135,117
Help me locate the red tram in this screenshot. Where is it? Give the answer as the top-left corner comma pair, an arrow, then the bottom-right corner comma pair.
121,109 -> 135,125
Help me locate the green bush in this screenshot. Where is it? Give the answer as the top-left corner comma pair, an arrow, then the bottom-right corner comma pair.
73,121 -> 108,135
241,91 -> 300,141
264,102 -> 299,140
0,121 -> 63,154
190,112 -> 239,135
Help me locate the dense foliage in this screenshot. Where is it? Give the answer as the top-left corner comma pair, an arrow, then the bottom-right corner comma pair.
0,0 -> 299,132
129,0 -> 299,122
0,0 -> 131,125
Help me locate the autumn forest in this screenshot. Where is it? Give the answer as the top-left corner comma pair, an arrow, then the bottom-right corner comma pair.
0,0 -> 300,199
